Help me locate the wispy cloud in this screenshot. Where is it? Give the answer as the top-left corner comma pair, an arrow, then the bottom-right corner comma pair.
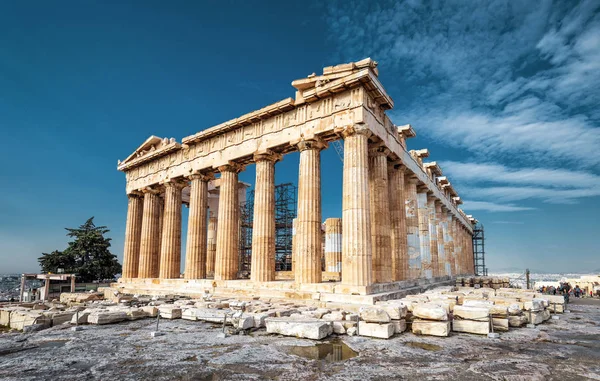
325,0 -> 600,168
440,161 -> 600,204
461,200 -> 535,213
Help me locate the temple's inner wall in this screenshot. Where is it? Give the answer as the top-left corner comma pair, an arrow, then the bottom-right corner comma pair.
117,59 -> 477,294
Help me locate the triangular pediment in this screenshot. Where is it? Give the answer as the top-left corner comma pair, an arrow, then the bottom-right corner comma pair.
117,135 -> 180,171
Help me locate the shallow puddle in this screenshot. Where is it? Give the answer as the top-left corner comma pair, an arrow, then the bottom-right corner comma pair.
404,341 -> 442,351
284,340 -> 358,362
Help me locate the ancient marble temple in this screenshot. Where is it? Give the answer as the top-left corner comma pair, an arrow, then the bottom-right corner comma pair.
116,59 -> 477,300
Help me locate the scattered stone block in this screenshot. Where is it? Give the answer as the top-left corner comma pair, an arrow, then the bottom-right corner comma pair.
88,311 -> 128,325
358,321 -> 394,339
508,315 -> 527,327
379,305 -> 407,320
158,305 -> 182,319
332,321 -> 346,334
322,310 -> 345,321
452,319 -> 490,335
265,318 -> 332,340
453,306 -> 490,321
412,320 -> 450,337
412,304 -> 448,321
347,327 -> 357,336
140,306 -> 158,317
359,307 -> 390,323
391,319 -> 407,334
492,317 -> 509,332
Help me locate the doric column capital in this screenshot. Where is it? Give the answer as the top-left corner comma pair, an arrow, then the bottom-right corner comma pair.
141,186 -> 162,195
217,161 -> 244,174
161,178 -> 188,189
368,145 -> 391,157
337,123 -> 372,138
127,190 -> 143,199
296,137 -> 327,152
253,150 -> 282,163
188,171 -> 215,182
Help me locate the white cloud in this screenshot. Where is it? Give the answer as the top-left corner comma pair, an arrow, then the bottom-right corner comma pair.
461,201 -> 535,213
325,0 -> 600,168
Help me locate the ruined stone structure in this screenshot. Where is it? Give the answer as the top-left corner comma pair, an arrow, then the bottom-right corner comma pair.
117,59 -> 476,301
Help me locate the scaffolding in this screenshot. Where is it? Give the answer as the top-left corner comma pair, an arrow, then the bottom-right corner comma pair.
239,183 -> 297,276
472,223 -> 487,276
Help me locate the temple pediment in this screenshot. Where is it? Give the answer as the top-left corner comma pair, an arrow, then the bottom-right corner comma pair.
117,135 -> 180,171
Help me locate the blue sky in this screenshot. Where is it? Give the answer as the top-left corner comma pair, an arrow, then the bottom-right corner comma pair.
1,1 -> 598,274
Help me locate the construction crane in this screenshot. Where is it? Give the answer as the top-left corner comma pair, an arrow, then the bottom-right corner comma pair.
332,140 -> 344,162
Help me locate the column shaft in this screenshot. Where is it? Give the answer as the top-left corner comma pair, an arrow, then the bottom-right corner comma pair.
436,205 -> 449,276
184,175 -> 210,279
251,155 -> 277,282
388,165 -> 408,281
159,181 -> 184,279
417,191 -> 431,278
138,190 -> 161,278
444,212 -> 454,277
405,178 -> 421,279
341,127 -> 373,287
206,215 -> 217,277
122,193 -> 143,278
295,140 -> 323,284
427,196 -> 439,277
369,148 -> 392,283
215,164 -> 241,280
324,218 -> 342,272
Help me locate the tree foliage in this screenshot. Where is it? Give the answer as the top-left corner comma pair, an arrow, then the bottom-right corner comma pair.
38,217 -> 122,282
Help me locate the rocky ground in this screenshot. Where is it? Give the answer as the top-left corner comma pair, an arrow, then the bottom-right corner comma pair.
0,298 -> 598,380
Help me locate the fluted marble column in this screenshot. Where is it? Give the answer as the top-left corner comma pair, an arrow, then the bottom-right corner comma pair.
122,192 -> 143,278
452,217 -> 461,275
444,212 -> 454,277
251,152 -> 279,282
184,173 -> 211,279
294,139 -> 325,284
417,190 -> 431,278
436,203 -> 448,276
215,163 -> 242,280
341,126 -> 373,287
427,196 -> 439,277
159,180 -> 185,279
325,218 -> 342,272
138,188 -> 161,278
405,177 -> 421,279
206,214 -> 217,277
369,146 -> 392,283
388,164 -> 408,281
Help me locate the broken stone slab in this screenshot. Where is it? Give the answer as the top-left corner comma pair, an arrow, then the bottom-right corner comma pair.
344,313 -> 359,322
270,308 -> 299,318
265,318 -> 332,340
392,319 -> 407,334
463,300 -> 494,308
45,312 -> 75,326
452,319 -> 490,335
453,306 -> 490,321
347,327 -> 357,336
508,315 -> 527,327
358,321 -> 394,339
140,306 -> 158,317
332,321 -> 346,334
359,307 -> 390,323
412,304 -> 448,321
88,311 -> 128,325
523,300 -> 544,312
489,305 -> 508,317
378,304 -> 408,319
492,317 -> 509,332
70,311 -> 90,325
322,310 -> 345,321
233,316 -> 255,330
508,304 -> 522,316
158,305 -> 182,319
525,311 -> 545,325
126,308 -> 149,320
250,312 -> 275,328
412,320 -> 450,337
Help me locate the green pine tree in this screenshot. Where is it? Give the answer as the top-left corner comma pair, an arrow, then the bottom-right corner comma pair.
38,217 -> 122,282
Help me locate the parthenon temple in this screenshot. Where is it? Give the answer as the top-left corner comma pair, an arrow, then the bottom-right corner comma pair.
115,58 -> 477,303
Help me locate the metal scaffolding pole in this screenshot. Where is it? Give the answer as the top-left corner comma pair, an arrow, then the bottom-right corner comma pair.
472,223 -> 487,276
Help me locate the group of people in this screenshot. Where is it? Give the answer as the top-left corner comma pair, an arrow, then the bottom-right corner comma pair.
539,283 -> 595,304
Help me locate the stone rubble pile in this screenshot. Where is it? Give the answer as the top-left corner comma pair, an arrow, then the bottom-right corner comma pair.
0,287 -> 566,340
456,276 -> 510,289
